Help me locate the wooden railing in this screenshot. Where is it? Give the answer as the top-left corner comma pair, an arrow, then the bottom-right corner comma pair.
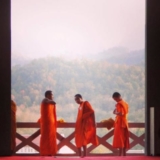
15,122 -> 145,156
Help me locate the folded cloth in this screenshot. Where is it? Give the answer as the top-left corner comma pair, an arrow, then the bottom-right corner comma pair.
58,118 -> 65,123
101,118 -> 115,130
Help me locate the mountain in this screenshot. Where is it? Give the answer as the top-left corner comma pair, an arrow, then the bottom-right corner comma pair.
11,57 -> 145,123
86,47 -> 145,66
11,47 -> 145,67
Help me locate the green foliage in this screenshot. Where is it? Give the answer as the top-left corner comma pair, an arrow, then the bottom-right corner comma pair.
11,57 -> 145,122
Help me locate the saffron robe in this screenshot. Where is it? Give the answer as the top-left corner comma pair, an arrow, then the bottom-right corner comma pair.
113,100 -> 130,149
75,101 -> 99,148
11,100 -> 17,152
39,99 -> 57,155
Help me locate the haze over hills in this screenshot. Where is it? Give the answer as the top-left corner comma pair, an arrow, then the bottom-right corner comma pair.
11,53 -> 32,66
12,47 -> 145,66
86,47 -> 145,66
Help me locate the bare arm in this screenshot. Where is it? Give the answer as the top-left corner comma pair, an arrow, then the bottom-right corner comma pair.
43,98 -> 56,105
113,107 -> 124,116
114,111 -> 124,116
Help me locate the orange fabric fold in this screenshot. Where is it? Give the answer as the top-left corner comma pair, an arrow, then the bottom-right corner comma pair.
39,100 -> 57,156
11,100 -> 17,151
113,100 -> 130,149
75,101 -> 99,148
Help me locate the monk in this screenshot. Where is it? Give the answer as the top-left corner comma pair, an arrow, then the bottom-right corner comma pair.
75,94 -> 99,157
112,92 -> 130,156
38,90 -> 57,156
11,100 -> 17,154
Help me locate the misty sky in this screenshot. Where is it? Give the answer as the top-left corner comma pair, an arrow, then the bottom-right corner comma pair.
11,0 -> 145,58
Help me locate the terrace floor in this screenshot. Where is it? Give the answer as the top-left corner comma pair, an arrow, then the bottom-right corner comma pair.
0,156 -> 160,160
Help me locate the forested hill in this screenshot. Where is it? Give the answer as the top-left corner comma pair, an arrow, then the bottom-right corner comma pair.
97,48 -> 145,66
11,57 -> 145,122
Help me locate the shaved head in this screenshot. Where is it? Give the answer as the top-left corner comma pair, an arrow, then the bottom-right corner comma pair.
112,92 -> 121,98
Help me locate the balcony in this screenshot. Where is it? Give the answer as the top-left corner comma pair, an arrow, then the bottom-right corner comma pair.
15,122 -> 145,156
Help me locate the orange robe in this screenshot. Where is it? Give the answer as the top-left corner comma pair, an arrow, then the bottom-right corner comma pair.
39,99 -> 57,155
75,101 -> 99,148
11,100 -> 17,152
113,100 -> 130,149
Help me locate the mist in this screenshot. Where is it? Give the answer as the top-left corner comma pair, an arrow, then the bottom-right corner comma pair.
11,0 -> 145,59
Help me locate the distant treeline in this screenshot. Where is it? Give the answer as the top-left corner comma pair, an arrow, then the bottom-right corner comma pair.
12,57 -> 145,122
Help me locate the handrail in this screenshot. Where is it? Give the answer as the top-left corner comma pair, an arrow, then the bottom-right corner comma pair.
16,122 -> 145,128
15,122 -> 145,156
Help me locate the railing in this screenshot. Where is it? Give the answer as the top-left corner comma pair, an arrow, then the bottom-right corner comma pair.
15,122 -> 145,156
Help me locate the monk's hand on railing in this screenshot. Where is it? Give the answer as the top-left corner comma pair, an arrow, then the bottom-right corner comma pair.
57,118 -> 65,123
100,119 -> 106,123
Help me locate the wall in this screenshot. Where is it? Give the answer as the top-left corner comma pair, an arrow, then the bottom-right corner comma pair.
0,0 -> 11,156
146,0 -> 160,156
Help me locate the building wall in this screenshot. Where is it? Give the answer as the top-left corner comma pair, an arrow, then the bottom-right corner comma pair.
0,0 -> 11,156
146,0 -> 160,156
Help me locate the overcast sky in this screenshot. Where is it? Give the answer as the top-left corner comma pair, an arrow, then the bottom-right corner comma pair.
11,0 -> 145,58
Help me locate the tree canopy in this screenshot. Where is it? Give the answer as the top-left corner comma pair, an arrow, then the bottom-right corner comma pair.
12,57 -> 145,122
